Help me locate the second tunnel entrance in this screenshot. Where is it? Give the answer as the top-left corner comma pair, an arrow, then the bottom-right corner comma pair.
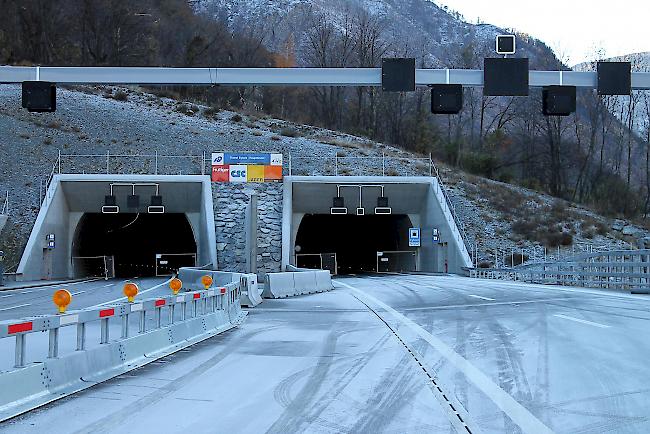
294,214 -> 415,275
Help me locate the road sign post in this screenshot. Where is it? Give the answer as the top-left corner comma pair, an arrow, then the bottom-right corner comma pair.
0,250 -> 4,287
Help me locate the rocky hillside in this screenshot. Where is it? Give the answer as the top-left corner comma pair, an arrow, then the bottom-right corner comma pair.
195,0 -> 558,68
0,84 -> 645,271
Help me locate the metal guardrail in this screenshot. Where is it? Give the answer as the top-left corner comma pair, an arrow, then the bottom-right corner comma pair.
470,249 -> 650,292
0,283 -> 236,369
430,161 -> 472,257
483,241 -> 635,269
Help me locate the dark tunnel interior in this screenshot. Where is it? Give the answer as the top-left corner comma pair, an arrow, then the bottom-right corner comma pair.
73,213 -> 197,278
294,214 -> 415,275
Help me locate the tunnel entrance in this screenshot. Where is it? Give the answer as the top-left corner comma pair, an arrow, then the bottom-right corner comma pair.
73,213 -> 197,278
294,214 -> 415,275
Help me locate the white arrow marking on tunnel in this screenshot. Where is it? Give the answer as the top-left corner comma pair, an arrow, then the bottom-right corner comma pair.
554,314 -> 610,329
336,280 -> 554,434
468,294 -> 495,301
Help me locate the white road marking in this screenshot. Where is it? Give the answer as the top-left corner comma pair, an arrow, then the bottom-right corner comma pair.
336,280 -> 553,434
71,291 -> 86,296
401,297 -> 579,311
468,294 -> 495,301
0,303 -> 31,312
554,314 -> 610,329
0,295 -> 12,298
3,279 -> 102,295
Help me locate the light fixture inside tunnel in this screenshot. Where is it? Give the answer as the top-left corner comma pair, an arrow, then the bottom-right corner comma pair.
102,195 -> 119,214
375,196 -> 392,215
127,194 -> 140,208
331,197 -> 347,215
148,195 -> 165,214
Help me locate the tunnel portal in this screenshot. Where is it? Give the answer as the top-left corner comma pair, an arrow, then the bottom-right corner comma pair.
294,214 -> 415,275
73,213 -> 197,278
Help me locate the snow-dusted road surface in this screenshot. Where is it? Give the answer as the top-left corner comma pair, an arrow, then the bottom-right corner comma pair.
2,274 -> 650,433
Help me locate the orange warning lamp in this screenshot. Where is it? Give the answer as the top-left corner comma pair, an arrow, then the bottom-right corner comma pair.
169,278 -> 183,295
201,275 -> 213,289
53,289 -> 72,314
123,282 -> 139,303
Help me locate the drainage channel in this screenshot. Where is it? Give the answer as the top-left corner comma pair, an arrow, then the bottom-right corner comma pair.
352,294 -> 479,434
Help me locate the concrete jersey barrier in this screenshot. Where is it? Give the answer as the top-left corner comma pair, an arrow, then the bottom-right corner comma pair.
240,274 -> 263,307
0,281 -> 246,422
178,268 -> 263,308
263,270 -> 333,298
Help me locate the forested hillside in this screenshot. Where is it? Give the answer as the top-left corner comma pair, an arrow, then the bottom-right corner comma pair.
1,0 -> 650,221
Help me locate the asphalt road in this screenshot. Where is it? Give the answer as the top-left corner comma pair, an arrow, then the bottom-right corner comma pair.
0,277 -> 170,321
2,274 -> 650,433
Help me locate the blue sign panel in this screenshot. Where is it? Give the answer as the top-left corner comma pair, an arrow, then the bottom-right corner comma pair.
409,228 -> 421,247
225,153 -> 271,165
212,152 -> 283,166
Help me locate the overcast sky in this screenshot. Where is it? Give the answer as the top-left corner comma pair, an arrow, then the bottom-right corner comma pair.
433,0 -> 650,65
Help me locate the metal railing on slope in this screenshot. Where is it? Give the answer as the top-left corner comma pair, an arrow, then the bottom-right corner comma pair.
0,191 -> 7,215
470,249 -> 650,292
429,159 -> 473,257
40,151 -> 208,208
288,152 -> 433,177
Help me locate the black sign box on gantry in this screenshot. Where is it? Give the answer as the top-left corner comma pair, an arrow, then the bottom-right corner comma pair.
431,84 -> 463,114
382,58 -> 416,92
22,81 -> 57,112
543,86 -> 577,116
597,61 -> 631,95
483,58 -> 529,96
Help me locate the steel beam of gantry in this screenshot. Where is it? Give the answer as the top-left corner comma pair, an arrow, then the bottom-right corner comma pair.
1,66 -> 650,89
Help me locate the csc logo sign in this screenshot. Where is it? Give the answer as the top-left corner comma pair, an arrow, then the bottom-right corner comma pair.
229,165 -> 247,183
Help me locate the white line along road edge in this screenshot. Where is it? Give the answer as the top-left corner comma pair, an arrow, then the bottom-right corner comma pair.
335,280 -> 554,434
94,278 -> 173,307
553,314 -> 610,329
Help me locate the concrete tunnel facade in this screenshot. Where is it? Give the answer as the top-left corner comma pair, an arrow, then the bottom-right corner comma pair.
18,175 -> 217,280
17,174 -> 472,280
282,176 -> 472,274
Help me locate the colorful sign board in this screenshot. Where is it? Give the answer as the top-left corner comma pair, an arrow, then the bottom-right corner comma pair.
211,152 -> 283,183
211,152 -> 282,166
